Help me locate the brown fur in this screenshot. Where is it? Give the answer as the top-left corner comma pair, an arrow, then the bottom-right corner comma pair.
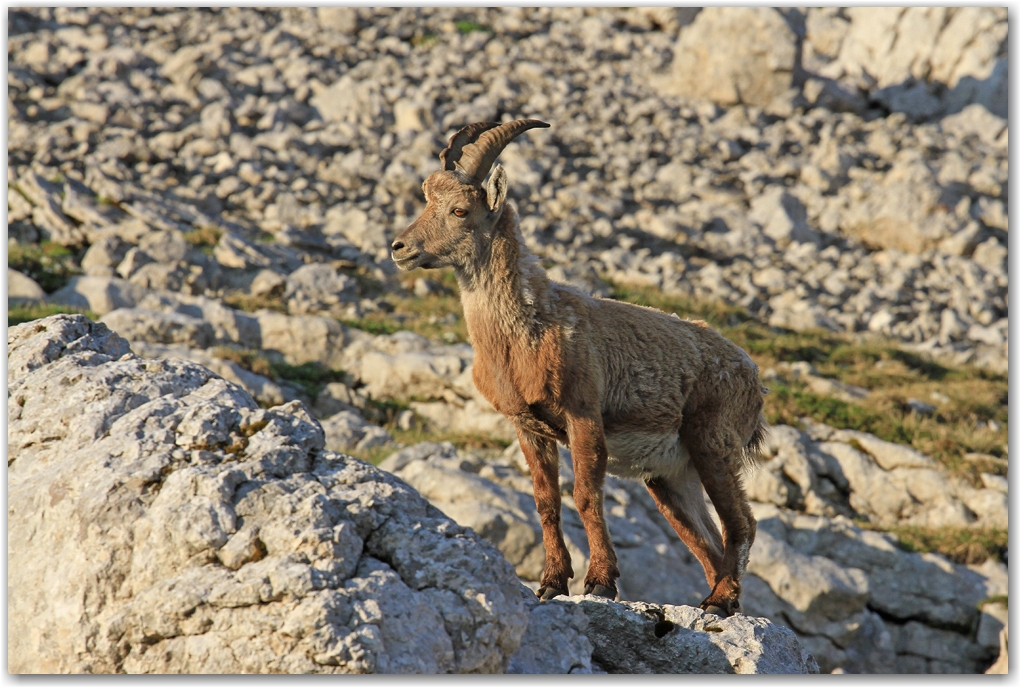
392,157 -> 767,615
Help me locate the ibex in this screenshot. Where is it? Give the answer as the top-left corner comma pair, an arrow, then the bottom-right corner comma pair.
391,120 -> 768,617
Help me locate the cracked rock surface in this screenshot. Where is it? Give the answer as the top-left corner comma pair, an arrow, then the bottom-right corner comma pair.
8,315 -> 528,674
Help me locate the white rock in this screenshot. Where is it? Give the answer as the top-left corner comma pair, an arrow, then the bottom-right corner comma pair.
8,314 -> 528,674
665,8 -> 798,108
48,275 -> 147,315
8,268 -> 46,302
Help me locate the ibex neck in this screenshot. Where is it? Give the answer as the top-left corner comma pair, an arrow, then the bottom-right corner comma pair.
457,205 -> 550,343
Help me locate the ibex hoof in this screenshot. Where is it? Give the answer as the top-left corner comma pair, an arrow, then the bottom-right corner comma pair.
538,586 -> 567,601
701,604 -> 728,618
583,583 -> 618,600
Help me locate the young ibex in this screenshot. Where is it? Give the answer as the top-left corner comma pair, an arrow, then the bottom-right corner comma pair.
391,120 -> 768,616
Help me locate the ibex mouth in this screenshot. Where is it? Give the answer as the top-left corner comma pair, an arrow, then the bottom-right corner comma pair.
392,251 -> 422,270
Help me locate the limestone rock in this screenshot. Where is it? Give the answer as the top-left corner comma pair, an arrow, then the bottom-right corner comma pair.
100,307 -> 216,349
8,314 -> 529,674
666,8 -> 799,108
48,275 -> 148,315
565,596 -> 818,674
8,268 -> 47,302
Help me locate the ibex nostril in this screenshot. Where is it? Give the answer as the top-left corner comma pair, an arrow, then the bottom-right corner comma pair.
391,240 -> 405,251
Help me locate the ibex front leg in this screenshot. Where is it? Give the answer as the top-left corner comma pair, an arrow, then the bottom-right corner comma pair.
517,429 -> 573,600
566,414 -> 619,599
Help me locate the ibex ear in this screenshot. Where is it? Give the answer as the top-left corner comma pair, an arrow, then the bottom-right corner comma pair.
486,164 -> 508,213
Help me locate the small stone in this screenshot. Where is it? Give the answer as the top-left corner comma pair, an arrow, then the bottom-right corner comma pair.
905,398 -> 936,416
249,269 -> 286,299
397,409 -> 417,431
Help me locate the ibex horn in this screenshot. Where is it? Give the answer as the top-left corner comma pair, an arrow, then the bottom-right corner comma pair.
439,119 -> 550,182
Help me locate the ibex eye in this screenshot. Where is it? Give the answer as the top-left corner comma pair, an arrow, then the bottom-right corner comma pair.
452,208 -> 467,217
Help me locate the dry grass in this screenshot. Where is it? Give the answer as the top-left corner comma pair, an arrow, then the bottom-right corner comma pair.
221,292 -> 287,314
859,523 -> 1009,565
344,426 -> 511,466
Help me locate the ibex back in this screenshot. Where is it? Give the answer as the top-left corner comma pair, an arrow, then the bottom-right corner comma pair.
391,119 -> 768,616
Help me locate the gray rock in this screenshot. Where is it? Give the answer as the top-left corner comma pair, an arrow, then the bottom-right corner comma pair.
284,263 -> 359,316
256,310 -> 354,370
99,307 -> 215,349
8,268 -> 46,302
508,591 -> 595,674
130,340 -> 295,408
320,410 -> 394,453
749,188 -> 818,247
409,399 -> 517,443
48,275 -> 148,315
249,268 -> 287,299
8,314 -> 528,674
664,8 -> 798,108
568,596 -> 818,674
81,235 -> 131,277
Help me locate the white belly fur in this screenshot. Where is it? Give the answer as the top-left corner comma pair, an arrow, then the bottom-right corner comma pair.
604,431 -> 690,481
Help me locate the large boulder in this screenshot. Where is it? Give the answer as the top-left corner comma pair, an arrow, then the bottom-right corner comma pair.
8,315 -> 528,674
665,8 -> 799,108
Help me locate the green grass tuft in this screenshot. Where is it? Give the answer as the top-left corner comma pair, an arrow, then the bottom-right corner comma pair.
8,303 -> 98,327
454,20 -> 491,33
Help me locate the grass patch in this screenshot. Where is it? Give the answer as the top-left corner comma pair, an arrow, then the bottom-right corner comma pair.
183,226 -> 222,249
342,267 -> 468,344
871,525 -> 1008,565
8,241 -> 81,293
454,20 -> 491,34
411,33 -> 438,47
341,317 -> 402,336
978,595 -> 1008,610
222,292 -> 287,314
212,346 -> 344,398
608,280 -> 1008,475
345,425 -> 511,466
8,303 -> 97,327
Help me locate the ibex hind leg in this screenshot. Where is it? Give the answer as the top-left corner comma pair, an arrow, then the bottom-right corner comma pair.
644,463 -> 724,593
686,434 -> 757,617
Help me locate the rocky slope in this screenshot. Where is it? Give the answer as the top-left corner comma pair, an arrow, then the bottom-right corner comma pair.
8,6 -> 1008,374
7,314 -> 815,674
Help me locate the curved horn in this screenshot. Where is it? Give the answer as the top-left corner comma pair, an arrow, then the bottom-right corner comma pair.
439,119 -> 550,181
